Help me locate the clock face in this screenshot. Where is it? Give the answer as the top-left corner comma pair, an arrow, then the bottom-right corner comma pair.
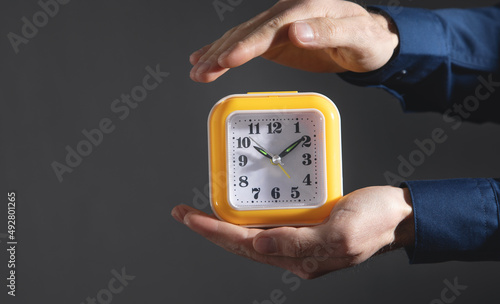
226,109 -> 327,210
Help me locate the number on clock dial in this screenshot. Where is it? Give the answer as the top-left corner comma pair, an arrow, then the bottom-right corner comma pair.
238,155 -> 248,167
271,187 -> 280,199
302,153 -> 311,165
237,137 -> 251,148
248,123 -> 260,134
302,135 -> 311,147
303,174 -> 312,186
239,176 -> 248,187
267,122 -> 282,134
252,188 -> 261,199
294,122 -> 301,133
265,187 -> 302,200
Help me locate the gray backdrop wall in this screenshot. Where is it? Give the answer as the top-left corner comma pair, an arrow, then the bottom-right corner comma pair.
1,0 -> 499,303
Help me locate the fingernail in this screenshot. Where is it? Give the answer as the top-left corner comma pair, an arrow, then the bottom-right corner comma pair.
255,237 -> 277,254
171,209 -> 182,223
172,206 -> 191,223
295,22 -> 314,43
219,49 -> 230,62
189,53 -> 197,65
183,212 -> 193,226
196,61 -> 211,76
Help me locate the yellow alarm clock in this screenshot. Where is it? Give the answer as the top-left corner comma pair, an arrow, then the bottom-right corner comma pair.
208,91 -> 342,227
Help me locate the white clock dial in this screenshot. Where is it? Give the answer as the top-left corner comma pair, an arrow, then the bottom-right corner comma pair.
226,109 -> 327,210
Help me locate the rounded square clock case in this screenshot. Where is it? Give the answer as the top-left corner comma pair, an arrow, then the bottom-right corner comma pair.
208,92 -> 342,227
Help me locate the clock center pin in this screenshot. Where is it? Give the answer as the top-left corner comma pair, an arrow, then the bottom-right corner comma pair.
271,155 -> 283,165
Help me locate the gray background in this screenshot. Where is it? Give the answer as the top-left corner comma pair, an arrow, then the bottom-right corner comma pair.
1,0 -> 499,303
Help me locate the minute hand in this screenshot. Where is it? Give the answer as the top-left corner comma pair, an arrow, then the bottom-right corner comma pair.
278,137 -> 305,159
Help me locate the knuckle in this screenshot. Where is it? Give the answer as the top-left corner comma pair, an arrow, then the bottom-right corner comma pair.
237,20 -> 254,32
289,236 -> 314,257
265,15 -> 285,30
323,18 -> 340,39
279,227 -> 313,257
220,27 -> 237,40
231,40 -> 251,56
291,238 -> 307,257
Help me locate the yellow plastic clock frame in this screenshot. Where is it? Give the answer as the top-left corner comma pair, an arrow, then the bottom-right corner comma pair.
208,92 -> 342,227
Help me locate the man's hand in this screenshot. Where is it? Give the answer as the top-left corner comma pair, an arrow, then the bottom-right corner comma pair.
189,0 -> 399,83
171,186 -> 414,279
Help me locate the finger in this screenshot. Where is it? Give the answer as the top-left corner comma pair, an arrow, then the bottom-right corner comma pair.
215,2 -> 366,70
189,28 -> 238,82
198,8 -> 274,62
171,204 -> 217,223
173,205 -> 263,259
217,14 -> 292,70
174,207 -> 279,263
189,44 -> 212,65
194,7 -> 301,82
190,63 -> 229,83
191,9 -> 272,82
253,225 -> 333,258
182,209 -> 264,256
189,25 -> 241,82
171,204 -> 195,223
180,210 -> 352,279
190,10 -> 280,82
173,205 -> 357,279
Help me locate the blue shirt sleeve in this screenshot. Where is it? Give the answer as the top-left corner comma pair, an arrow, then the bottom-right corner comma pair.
339,5 -> 500,123
338,5 -> 500,263
403,179 -> 500,263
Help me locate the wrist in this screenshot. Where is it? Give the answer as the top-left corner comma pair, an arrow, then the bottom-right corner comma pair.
369,11 -> 400,62
393,187 -> 414,248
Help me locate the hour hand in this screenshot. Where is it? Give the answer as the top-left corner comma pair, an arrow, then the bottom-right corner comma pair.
278,137 -> 304,158
253,146 -> 272,159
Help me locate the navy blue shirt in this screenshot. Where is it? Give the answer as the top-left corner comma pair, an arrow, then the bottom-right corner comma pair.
340,5 -> 500,263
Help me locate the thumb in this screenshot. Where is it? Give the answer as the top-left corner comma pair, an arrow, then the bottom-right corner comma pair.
289,17 -> 367,50
253,226 -> 329,258
289,16 -> 397,72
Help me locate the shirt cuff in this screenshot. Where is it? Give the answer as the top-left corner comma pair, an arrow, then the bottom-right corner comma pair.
338,5 -> 448,109
402,178 -> 500,264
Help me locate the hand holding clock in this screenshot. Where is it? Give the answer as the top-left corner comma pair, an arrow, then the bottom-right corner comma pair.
175,0 -> 413,279
172,186 -> 414,279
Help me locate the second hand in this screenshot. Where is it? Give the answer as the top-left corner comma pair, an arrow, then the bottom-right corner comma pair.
277,162 -> 290,179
